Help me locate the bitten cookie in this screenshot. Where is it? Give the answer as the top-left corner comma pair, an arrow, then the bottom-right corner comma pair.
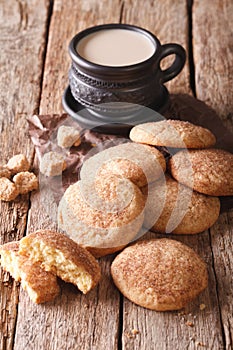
0,241 -> 60,304
58,177 -> 145,257
19,230 -> 101,294
169,149 -> 233,196
129,120 -> 216,148
143,175 -> 220,234
80,142 -> 166,188
111,238 -> 208,311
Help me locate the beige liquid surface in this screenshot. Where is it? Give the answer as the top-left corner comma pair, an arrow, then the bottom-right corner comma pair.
76,29 -> 156,67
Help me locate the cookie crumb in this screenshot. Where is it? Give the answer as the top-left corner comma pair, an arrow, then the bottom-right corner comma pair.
0,165 -> 11,179
40,151 -> 66,177
13,171 -> 38,194
199,303 -> 206,311
7,154 -> 30,175
185,321 -> 194,327
196,341 -> 207,347
124,329 -> 139,339
57,125 -> 81,148
0,177 -> 19,201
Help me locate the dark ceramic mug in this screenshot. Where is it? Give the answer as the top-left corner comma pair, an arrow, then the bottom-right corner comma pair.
65,24 -> 186,133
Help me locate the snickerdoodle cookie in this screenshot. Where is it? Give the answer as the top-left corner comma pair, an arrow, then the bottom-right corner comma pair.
111,238 -> 208,311
0,241 -> 60,303
80,142 -> 166,188
169,149 -> 233,196
129,120 -> 216,148
19,230 -> 101,294
143,176 -> 220,234
58,177 -> 145,257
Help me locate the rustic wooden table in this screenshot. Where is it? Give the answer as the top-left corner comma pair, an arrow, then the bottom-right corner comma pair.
1,1 -> 232,349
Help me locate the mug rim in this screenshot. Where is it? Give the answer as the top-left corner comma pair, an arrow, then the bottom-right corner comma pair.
69,23 -> 161,75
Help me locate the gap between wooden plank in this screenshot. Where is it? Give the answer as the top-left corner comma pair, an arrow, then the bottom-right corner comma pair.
13,1 -> 124,349
0,1 -> 52,349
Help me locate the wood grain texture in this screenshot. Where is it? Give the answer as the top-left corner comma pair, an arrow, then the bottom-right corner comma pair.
193,0 -> 233,131
193,1 -> 233,347
210,210 -> 233,350
39,0 -> 124,114
0,1 -> 50,349
14,256 -> 120,350
0,0 -> 232,349
121,0 -> 191,94
13,1 -> 123,349
120,1 -> 224,349
121,231 -> 224,350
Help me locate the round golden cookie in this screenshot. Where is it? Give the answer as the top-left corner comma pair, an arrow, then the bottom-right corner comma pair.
111,238 -> 208,311
129,120 -> 216,148
58,177 -> 145,257
143,176 -> 220,234
80,142 -> 166,188
169,149 -> 233,196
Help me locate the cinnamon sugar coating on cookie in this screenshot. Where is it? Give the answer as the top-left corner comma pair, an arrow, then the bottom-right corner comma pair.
169,149 -> 233,196
130,120 -> 216,148
0,241 -> 60,304
80,142 -> 166,188
58,177 -> 145,257
143,175 -> 220,234
111,238 -> 208,311
19,230 -> 101,294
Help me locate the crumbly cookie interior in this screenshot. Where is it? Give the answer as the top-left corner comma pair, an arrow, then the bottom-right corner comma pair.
20,239 -> 93,294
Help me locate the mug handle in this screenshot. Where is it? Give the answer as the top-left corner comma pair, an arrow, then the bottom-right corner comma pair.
158,43 -> 186,83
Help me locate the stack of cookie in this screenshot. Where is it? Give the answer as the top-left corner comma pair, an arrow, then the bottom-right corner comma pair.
57,119 -> 232,311
58,142 -> 166,257
130,120 -> 233,234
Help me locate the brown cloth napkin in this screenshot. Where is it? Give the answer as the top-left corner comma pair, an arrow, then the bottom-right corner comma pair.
27,93 -> 233,212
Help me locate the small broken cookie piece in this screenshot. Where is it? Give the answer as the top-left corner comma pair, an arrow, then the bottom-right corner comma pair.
0,165 -> 11,179
57,125 -> 81,148
13,171 -> 39,194
7,154 -> 30,175
19,230 -> 101,294
0,177 -> 19,201
0,241 -> 60,304
40,151 -> 66,177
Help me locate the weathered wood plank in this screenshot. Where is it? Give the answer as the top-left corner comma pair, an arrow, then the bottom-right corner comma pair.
193,0 -> 233,132
14,255 -> 119,350
0,1 -> 50,349
121,1 -> 225,349
193,1 -> 233,348
14,1 -> 123,349
39,0 -> 124,115
121,0 -> 191,94
122,232 -> 224,350
209,211 -> 233,350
